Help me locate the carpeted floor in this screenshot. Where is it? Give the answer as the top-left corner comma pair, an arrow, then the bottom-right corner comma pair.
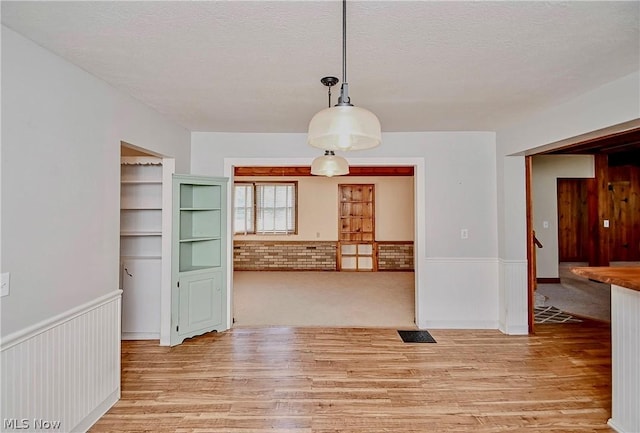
233,264 -> 627,328
233,271 -> 416,328
534,305 -> 581,324
536,261 -> 640,323
536,282 -> 610,322
536,262 -> 613,322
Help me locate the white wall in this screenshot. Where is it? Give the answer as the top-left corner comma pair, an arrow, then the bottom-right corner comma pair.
496,71 -> 640,333
193,131 -> 499,258
532,155 -> 594,278
1,25 -> 191,337
1,25 -> 190,430
192,131 -> 501,329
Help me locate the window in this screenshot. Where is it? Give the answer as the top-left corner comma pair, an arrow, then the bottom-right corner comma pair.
233,182 -> 297,234
233,183 -> 254,234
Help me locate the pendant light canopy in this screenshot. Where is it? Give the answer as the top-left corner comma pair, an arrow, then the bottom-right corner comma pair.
311,150 -> 349,177
308,0 -> 381,152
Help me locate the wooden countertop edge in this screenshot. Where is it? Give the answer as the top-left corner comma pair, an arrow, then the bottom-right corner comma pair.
571,266 -> 640,292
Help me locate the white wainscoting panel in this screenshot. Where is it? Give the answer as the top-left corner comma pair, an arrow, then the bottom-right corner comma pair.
608,284 -> 640,433
500,259 -> 529,335
1,291 -> 121,432
421,258 -> 499,329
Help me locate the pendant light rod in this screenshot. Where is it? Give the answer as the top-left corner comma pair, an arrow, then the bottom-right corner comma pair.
342,0 -> 347,85
307,0 -> 381,152
338,0 -> 351,106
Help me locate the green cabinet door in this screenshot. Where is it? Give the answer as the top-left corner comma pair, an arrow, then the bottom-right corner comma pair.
171,175 -> 228,346
177,271 -> 224,337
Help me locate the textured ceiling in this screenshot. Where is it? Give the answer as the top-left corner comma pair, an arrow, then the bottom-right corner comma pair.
2,1 -> 638,132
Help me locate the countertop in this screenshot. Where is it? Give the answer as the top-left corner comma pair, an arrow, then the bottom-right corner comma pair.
571,266 -> 640,292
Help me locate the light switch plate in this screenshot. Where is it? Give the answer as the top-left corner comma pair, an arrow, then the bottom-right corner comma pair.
1,272 -> 10,297
604,220 -> 610,228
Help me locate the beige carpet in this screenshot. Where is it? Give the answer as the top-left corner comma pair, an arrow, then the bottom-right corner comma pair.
232,271 -> 416,328
536,262 -> 612,322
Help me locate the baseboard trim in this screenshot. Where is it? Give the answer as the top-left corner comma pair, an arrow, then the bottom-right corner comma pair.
72,389 -> 119,433
607,418 -> 626,433
377,269 -> 415,272
234,268 -> 337,272
537,277 -> 561,284
500,324 -> 529,335
423,320 -> 499,330
122,332 -> 160,340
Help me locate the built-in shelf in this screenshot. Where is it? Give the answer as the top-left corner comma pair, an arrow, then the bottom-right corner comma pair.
120,156 -> 165,341
338,184 -> 376,269
179,237 -> 220,243
120,231 -> 162,237
121,180 -> 163,184
171,175 -> 228,345
120,255 -> 162,260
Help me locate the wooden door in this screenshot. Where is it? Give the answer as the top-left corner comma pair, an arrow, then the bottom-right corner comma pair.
609,181 -> 632,261
557,179 -> 589,262
338,184 -> 376,271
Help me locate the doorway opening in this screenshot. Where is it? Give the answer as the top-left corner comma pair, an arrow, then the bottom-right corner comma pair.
227,162 -> 420,329
119,142 -> 174,345
525,126 -> 640,330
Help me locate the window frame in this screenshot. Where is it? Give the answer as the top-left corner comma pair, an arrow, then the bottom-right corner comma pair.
233,182 -> 256,235
233,181 -> 298,235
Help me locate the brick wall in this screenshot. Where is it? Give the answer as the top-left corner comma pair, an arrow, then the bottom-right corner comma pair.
233,240 -> 414,271
234,241 -> 337,271
378,243 -> 414,271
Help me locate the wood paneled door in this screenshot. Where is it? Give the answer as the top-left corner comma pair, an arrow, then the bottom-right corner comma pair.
557,178 -> 589,262
338,184 -> 377,271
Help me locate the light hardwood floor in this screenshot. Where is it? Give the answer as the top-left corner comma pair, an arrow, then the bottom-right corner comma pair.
90,321 -> 613,433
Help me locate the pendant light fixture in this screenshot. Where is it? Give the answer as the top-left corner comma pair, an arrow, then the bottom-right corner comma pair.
311,76 -> 349,177
311,150 -> 350,177
307,0 -> 381,151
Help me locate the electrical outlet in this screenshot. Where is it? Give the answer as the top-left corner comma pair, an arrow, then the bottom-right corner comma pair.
460,229 -> 468,239
1,273 -> 10,297
543,221 -> 549,229
603,220 -> 610,228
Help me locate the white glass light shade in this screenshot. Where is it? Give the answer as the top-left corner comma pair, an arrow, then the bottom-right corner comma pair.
310,153 -> 349,177
308,105 -> 382,151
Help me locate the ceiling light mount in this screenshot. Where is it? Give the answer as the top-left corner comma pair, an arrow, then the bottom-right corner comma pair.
320,76 -> 339,87
321,76 -> 339,108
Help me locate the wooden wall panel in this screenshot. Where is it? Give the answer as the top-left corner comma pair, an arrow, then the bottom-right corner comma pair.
562,164 -> 640,264
587,155 -> 610,266
609,165 -> 640,261
557,179 -> 588,261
